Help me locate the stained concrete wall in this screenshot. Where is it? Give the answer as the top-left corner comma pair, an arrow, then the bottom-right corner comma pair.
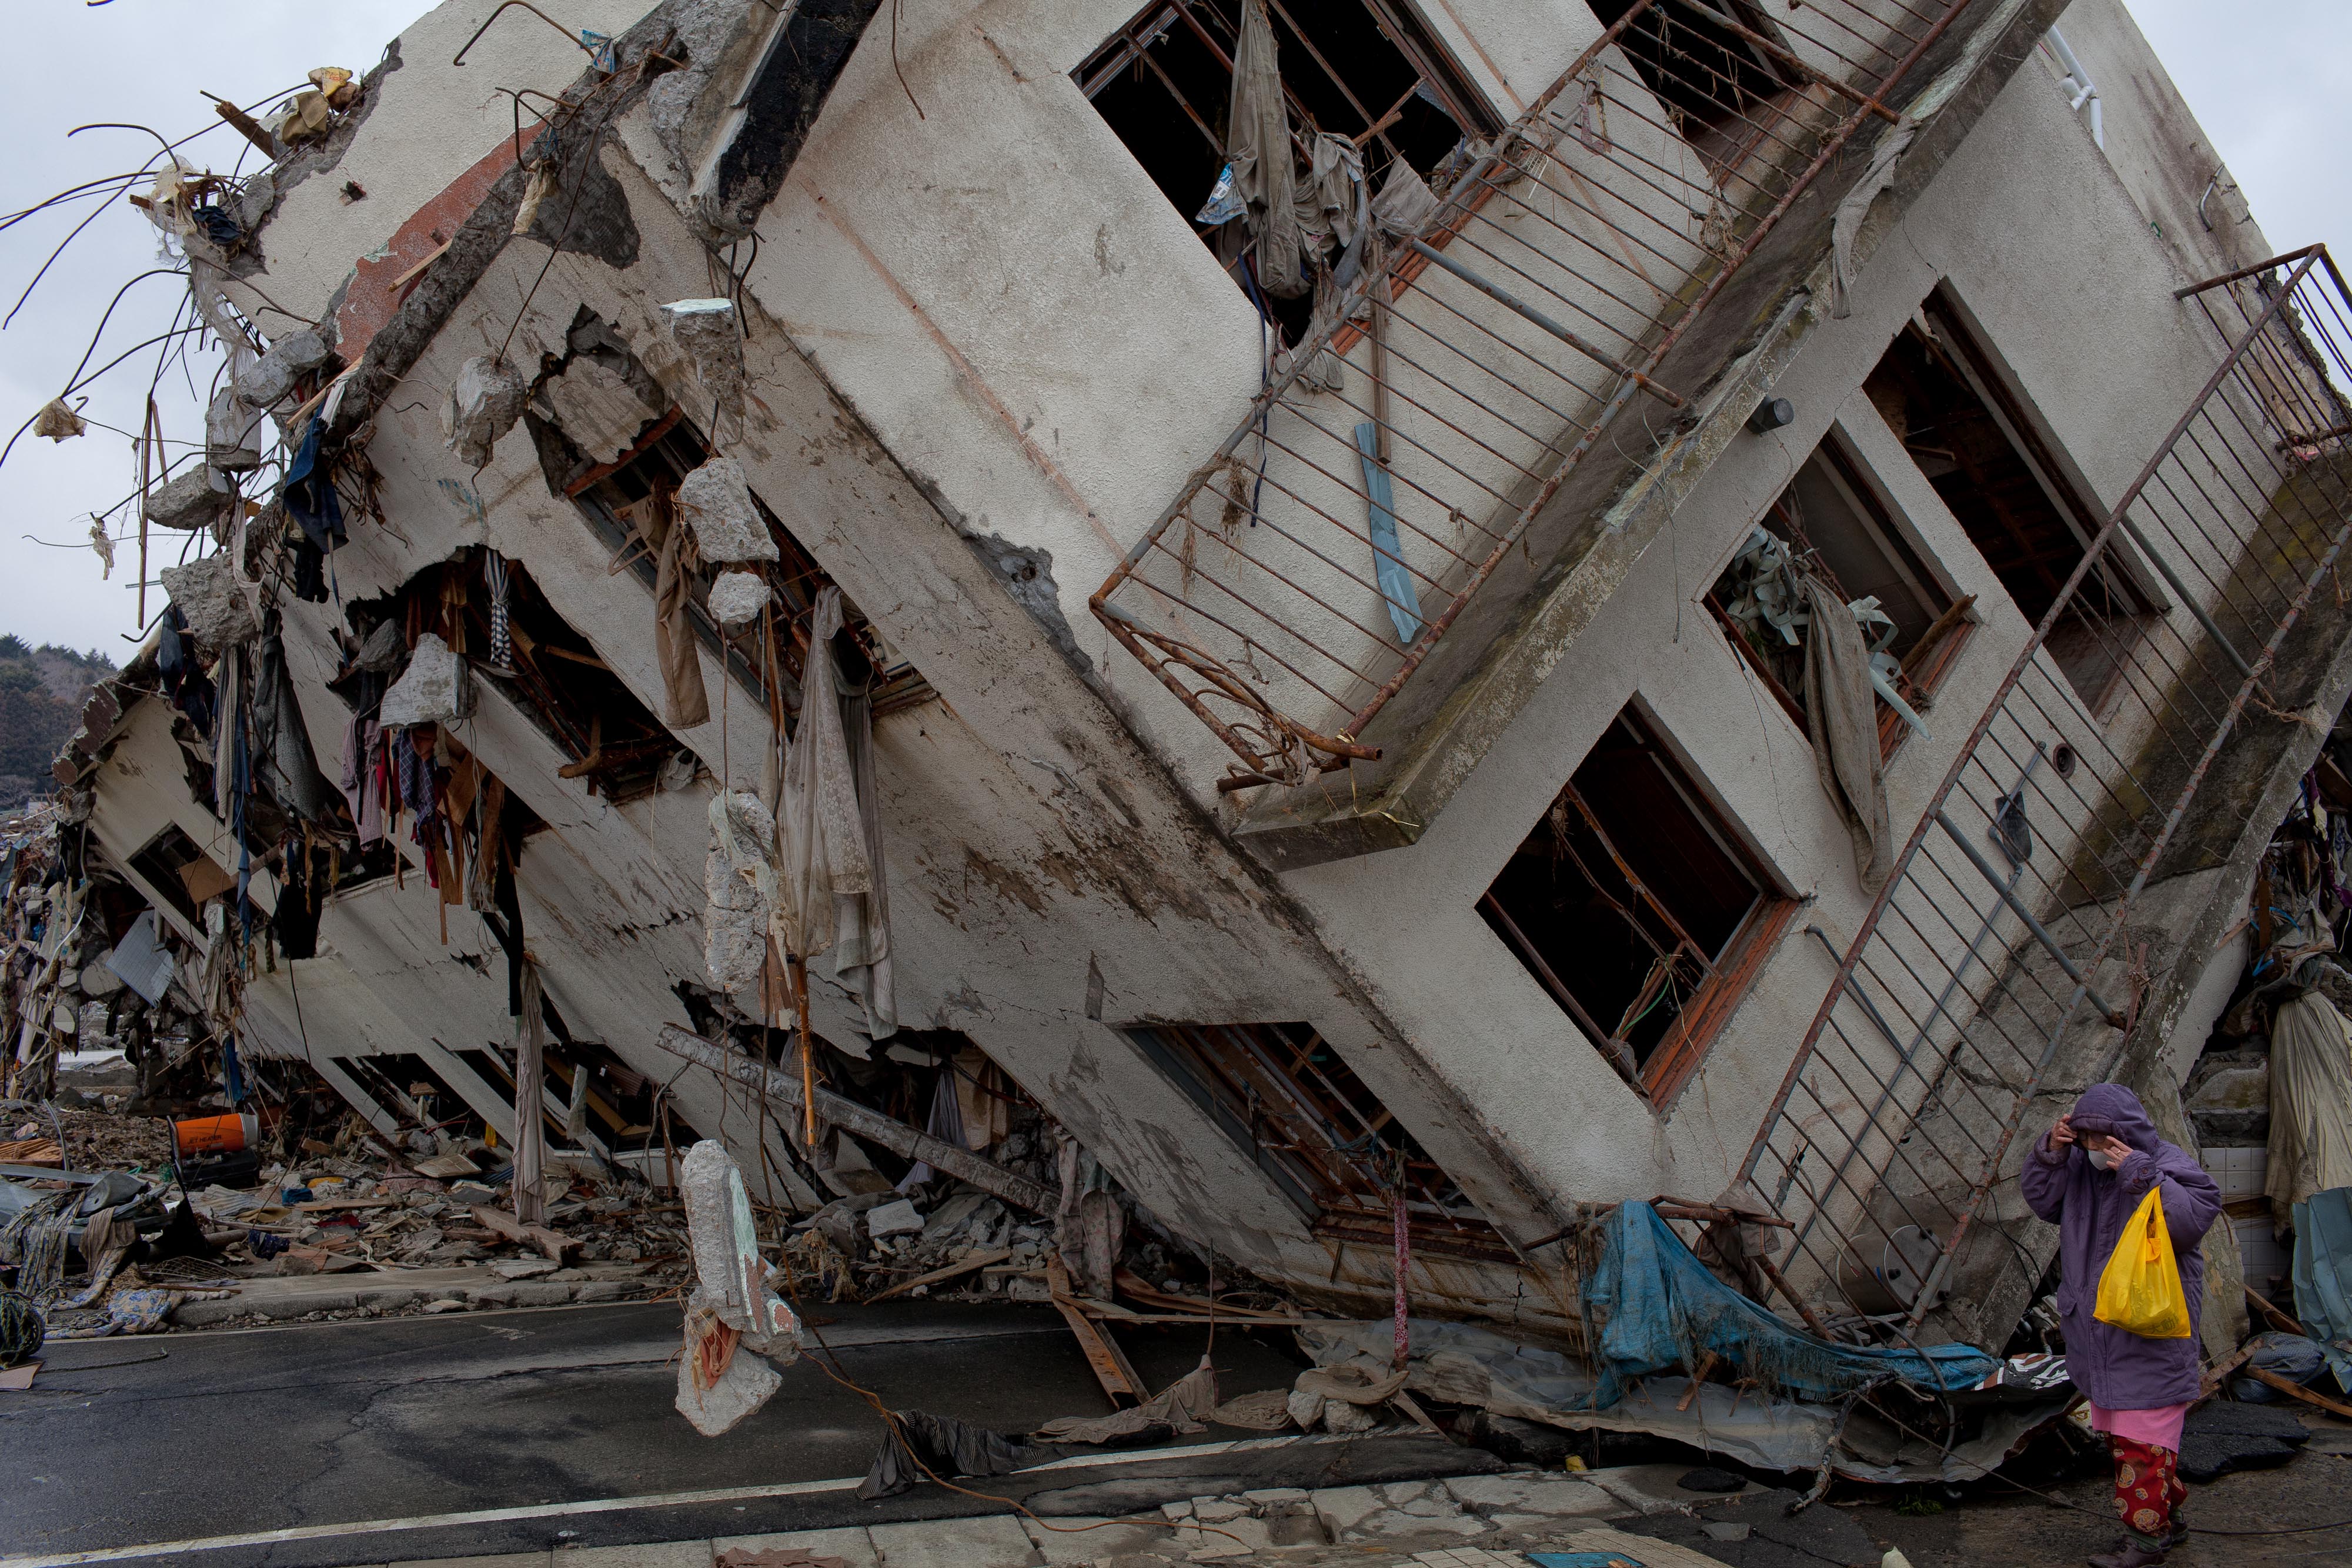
113,0 -> 2301,1330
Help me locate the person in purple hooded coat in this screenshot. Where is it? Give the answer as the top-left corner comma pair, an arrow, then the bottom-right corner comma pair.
2022,1082 -> 2222,1567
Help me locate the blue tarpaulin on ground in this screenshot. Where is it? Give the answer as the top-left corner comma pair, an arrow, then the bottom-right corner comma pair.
1582,1201 -> 1998,1407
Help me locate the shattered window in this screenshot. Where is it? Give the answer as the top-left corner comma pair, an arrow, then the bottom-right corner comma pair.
1584,0 -> 1796,169
1125,1019 -> 1509,1259
1865,292 -> 2151,711
1479,708 -> 1791,1101
558,415 -> 936,724
1706,440 -> 1972,757
1075,0 -> 1494,342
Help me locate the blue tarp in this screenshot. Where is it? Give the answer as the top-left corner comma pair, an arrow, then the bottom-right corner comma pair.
2290,1186 -> 2352,1393
1581,1201 -> 1998,1407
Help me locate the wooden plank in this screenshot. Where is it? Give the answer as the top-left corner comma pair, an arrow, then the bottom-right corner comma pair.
2245,1282 -> 2308,1338
469,1203 -> 580,1263
864,1248 -> 1012,1303
1049,1257 -> 1140,1407
657,1026 -> 1055,1213
1112,1269 -> 1299,1322
2243,1363 -> 2352,1420
2197,1342 -> 2258,1402
295,1196 -> 403,1213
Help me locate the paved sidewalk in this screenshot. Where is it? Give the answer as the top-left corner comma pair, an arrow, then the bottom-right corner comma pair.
372,1466 -> 1823,1567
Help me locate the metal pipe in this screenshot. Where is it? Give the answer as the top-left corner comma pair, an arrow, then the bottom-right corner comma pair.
1935,809 -> 2122,1022
1406,240 -> 1685,408
2043,27 -> 2103,149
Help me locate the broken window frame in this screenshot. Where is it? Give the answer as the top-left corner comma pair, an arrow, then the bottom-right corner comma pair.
560,412 -> 936,730
1704,435 -> 1976,760
1868,288 -> 2163,715
1583,0 -> 1805,176
1074,0 -> 1498,337
1125,1019 -> 1511,1261
1479,707 -> 1795,1104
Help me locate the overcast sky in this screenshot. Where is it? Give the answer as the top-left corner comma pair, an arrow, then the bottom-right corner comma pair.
0,1 -> 2342,657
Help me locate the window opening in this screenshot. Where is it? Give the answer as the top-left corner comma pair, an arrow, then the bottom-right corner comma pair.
1479,708 -> 1791,1100
1706,440 -> 1974,757
559,415 -> 936,725
128,824 -> 214,927
1865,293 -> 2149,709
1075,0 -> 1492,346
1585,0 -> 1796,170
1125,1019 -> 1507,1259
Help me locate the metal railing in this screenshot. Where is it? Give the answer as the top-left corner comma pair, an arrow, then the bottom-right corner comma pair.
1738,246 -> 2352,1329
1093,0 -> 1978,786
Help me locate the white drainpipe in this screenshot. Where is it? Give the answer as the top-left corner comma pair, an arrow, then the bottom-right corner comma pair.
2044,27 -> 2105,149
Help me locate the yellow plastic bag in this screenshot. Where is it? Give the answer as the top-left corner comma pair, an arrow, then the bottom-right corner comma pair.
2093,1185 -> 2192,1338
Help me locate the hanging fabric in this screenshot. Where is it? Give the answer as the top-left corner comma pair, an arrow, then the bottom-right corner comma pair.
834,665 -> 896,1040
1800,574 -> 1892,892
647,490 -> 711,727
1228,0 -> 1307,299
483,549 -> 514,674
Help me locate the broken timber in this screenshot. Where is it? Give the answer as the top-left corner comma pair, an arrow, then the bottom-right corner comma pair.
657,1026 -> 1057,1214
470,1203 -> 581,1263
1048,1255 -> 1143,1408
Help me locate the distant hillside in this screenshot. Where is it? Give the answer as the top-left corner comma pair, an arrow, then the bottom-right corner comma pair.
0,636 -> 115,811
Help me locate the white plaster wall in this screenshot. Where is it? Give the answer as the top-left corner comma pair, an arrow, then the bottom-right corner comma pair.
1275,44 -> 2277,1212
240,0 -> 652,326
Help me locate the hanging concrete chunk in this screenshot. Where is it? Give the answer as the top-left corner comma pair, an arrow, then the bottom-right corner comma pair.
440,355 -> 528,469
661,297 -> 744,410
706,569 -> 770,628
674,1138 -> 800,1437
377,631 -> 471,728
206,386 -> 262,472
144,468 -> 232,533
539,356 -> 659,464
234,327 -> 332,410
159,554 -> 259,652
677,455 -> 778,564
704,790 -> 774,994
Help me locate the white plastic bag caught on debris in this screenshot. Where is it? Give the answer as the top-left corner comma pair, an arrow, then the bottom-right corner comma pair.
675,1139 -> 801,1436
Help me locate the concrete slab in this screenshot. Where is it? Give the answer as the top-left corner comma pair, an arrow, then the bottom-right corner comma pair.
549,1543 -> 711,1567
1441,1473 -> 1621,1519
1020,1514 -> 1169,1563
868,1513 -> 1039,1566
1339,1511 -> 1491,1544
713,1527 -> 878,1567
1172,1514 -> 1271,1560
1308,1486 -> 1384,1537
1585,1463 -> 1756,1516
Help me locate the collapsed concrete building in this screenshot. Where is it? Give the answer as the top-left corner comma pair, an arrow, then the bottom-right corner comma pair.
23,0 -> 2352,1356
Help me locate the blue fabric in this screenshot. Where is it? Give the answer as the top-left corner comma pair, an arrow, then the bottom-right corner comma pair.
2291,1186 -> 2352,1392
1582,1202 -> 1997,1408
284,417 -> 346,553
1354,421 -> 1422,644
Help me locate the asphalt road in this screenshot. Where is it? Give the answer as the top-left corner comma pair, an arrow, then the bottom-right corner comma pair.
0,1299 -> 1472,1567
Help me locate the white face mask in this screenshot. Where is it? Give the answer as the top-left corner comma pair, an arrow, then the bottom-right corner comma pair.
2087,1148 -> 2113,1170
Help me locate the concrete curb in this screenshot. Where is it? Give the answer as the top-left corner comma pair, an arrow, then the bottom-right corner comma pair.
171,1266 -> 650,1327
375,1468 -> 1750,1567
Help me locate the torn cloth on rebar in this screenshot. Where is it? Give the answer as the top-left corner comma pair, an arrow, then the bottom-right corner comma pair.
1583,1202 -> 1995,1407
833,670 -> 896,1039
1034,1356 -> 1219,1445
1227,0 -> 1307,299
1829,118 -> 1915,319
856,1410 -> 1044,1500
1802,574 -> 1891,893
778,589 -> 881,985
250,621 -> 329,821
647,492 -> 711,728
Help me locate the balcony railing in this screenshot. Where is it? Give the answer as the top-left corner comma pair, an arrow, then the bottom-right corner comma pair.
1092,0 -> 1979,787
1739,247 -> 2352,1329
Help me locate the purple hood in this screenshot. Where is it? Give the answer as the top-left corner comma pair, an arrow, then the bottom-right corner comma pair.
2020,1084 -> 2221,1412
